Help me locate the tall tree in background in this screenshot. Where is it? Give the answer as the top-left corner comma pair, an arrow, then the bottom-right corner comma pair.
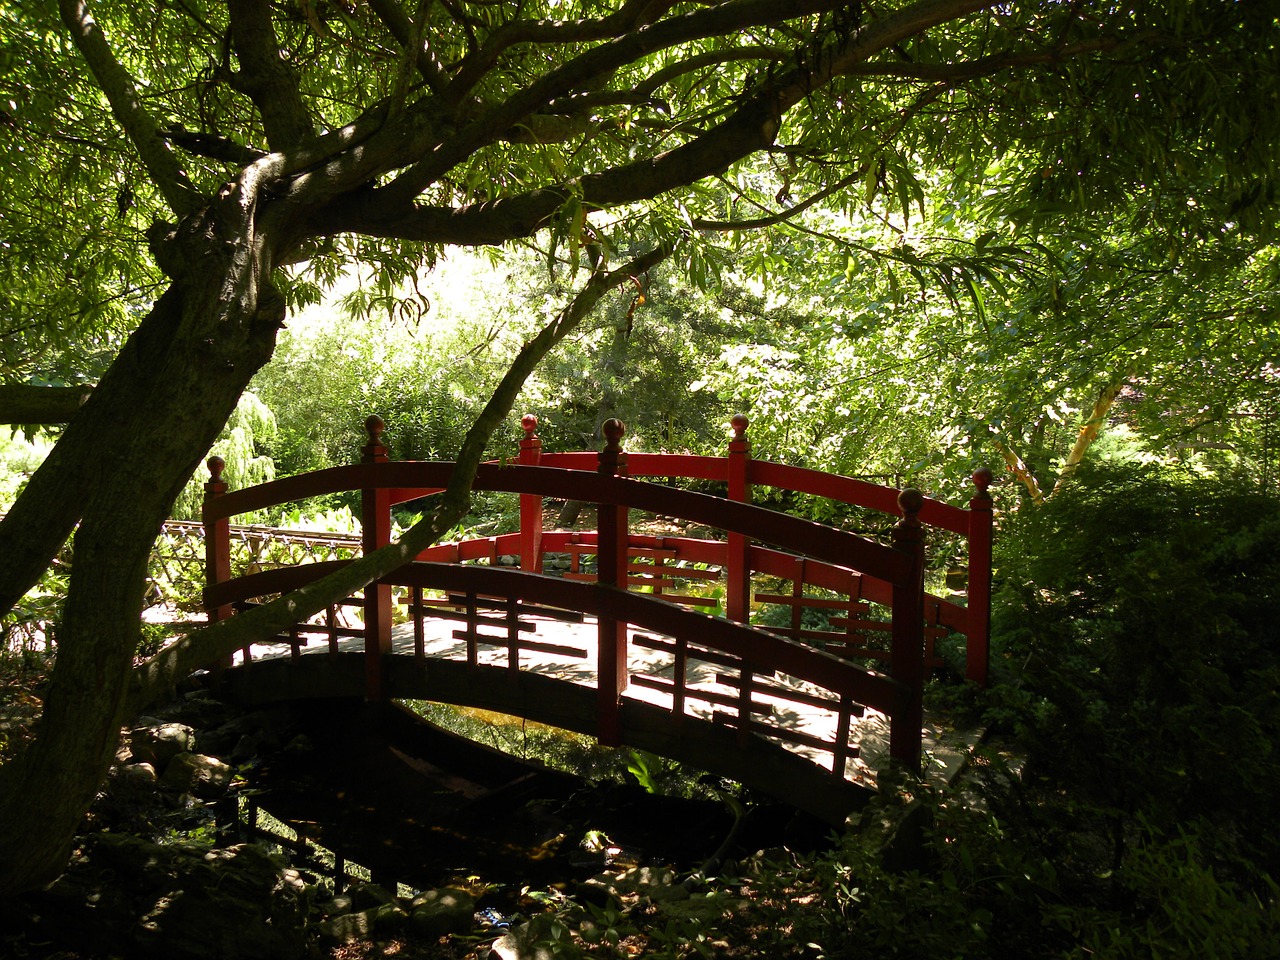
1,0 -> 1279,894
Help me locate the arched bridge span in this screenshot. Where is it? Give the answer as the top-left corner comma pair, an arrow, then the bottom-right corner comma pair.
201,416 -> 993,824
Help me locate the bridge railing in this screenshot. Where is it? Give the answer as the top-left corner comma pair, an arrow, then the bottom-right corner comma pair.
200,414 -> 993,774
512,414 -> 994,686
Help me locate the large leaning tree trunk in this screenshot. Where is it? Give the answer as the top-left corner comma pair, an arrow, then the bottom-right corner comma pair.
0,199 -> 289,890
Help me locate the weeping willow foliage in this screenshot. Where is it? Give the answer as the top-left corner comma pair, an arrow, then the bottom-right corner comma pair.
170,392 -> 277,521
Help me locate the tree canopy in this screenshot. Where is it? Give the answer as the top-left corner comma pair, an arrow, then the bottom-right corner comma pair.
3,0 -> 1280,896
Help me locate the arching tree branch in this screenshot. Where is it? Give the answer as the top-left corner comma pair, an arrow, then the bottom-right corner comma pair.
0,385 -> 93,425
383,0 -> 860,204
56,0 -> 203,216
129,243 -> 672,709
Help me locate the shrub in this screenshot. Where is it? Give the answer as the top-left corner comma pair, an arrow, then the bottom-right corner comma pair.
985,461 -> 1280,877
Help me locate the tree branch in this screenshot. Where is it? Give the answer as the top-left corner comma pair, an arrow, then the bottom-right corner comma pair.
164,125 -> 266,166
690,79 -> 953,232
383,0 -> 856,205
367,0 -> 448,93
543,46 -> 790,115
57,0 -> 203,216
694,169 -> 868,232
226,0 -> 314,149
128,244 -> 672,710
1049,378 -> 1127,497
439,0 -> 683,111
994,438 -> 1045,504
339,0 -> 1000,241
837,35 -> 1130,82
0,385 -> 93,425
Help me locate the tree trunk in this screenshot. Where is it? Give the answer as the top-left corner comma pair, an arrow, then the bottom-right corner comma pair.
0,210 -> 283,895
0,505 -> 156,889
1048,380 -> 1125,497
994,438 -> 1045,504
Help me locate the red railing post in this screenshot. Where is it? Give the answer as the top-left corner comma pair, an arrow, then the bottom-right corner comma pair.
889,488 -> 926,772
966,467 -> 994,686
361,415 -> 393,701
595,418 -> 629,746
725,413 -> 752,623
518,413 -> 543,573
203,456 -> 232,641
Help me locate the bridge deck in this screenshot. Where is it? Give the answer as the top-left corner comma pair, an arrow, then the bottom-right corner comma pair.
225,610 -> 974,801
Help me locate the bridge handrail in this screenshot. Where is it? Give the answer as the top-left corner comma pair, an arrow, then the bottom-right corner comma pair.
205,559 -> 910,715
202,414 -> 992,685
207,462 -> 908,580
203,438 -> 981,542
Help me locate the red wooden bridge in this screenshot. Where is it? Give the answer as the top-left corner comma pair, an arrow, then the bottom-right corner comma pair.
202,415 -> 993,824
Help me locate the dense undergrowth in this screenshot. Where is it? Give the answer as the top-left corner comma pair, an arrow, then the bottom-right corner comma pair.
831,461 -> 1280,959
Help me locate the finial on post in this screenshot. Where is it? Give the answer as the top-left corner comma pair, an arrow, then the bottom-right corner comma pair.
204,455 -> 228,505
897,487 -> 924,519
518,412 -> 542,465
972,466 -> 993,499
731,413 -> 749,443
599,418 -> 627,476
362,414 -> 388,463
602,418 -> 626,451
892,487 -> 925,560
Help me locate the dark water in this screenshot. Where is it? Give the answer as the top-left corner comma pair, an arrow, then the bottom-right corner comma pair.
238,700 -> 827,894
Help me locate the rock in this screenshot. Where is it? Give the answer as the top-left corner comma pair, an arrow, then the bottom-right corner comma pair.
347,881 -> 399,911
487,916 -> 580,960
160,752 -> 234,797
29,836 -> 312,960
574,877 -> 620,910
197,707 -> 294,757
229,734 -> 258,763
116,761 -> 158,786
315,909 -> 375,943
318,893 -> 355,916
314,903 -> 408,943
855,794 -> 938,873
132,844 -> 311,959
410,887 -> 476,938
162,691 -> 238,729
129,722 -> 196,769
